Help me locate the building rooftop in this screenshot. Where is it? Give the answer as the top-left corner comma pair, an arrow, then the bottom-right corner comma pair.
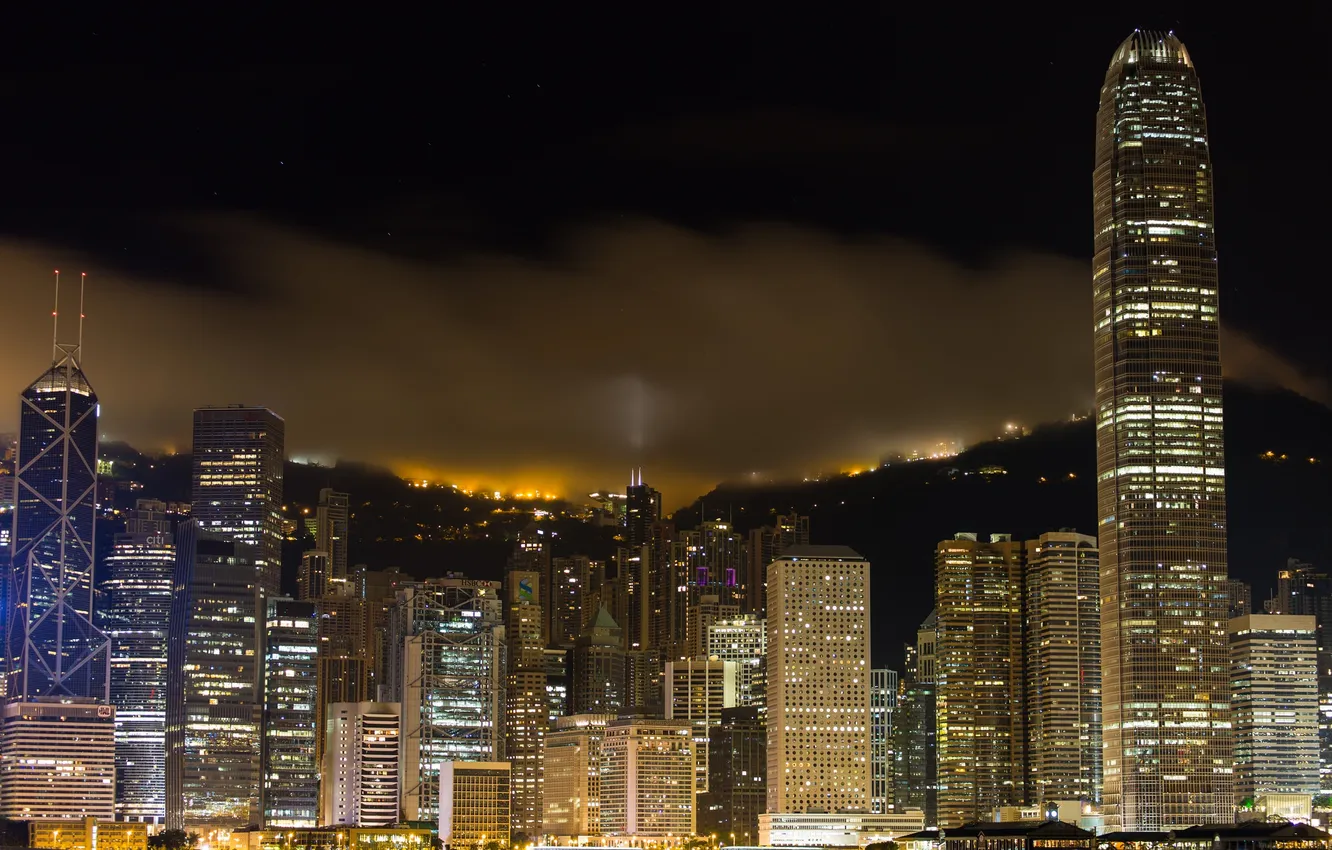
1109,29 -> 1193,70
944,821 -> 1096,839
780,544 -> 865,560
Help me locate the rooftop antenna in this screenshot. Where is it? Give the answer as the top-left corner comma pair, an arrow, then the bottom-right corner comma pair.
52,269 -> 60,362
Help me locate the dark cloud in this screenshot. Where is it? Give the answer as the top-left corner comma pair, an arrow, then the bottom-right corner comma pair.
1,217 -> 1322,505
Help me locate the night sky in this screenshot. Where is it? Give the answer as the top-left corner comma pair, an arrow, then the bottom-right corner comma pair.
1,9 -> 1326,504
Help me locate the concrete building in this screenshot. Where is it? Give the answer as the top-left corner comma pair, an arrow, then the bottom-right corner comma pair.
1230,614 -> 1319,821
664,658 -> 737,793
766,545 -> 871,815
542,714 -> 614,839
320,702 -> 401,827
0,699 -> 115,820
600,719 -> 694,838
438,762 -> 511,850
261,599 -> 319,828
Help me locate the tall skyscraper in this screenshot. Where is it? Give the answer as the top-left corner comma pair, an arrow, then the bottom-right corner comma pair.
893,614 -> 937,825
505,570 -> 547,838
870,669 -> 897,815
1094,30 -> 1232,829
697,706 -> 766,845
664,658 -> 738,794
745,514 -> 810,617
102,500 -> 176,823
190,406 -> 285,593
315,488 -> 350,593
706,616 -> 766,708
934,534 -> 1025,827
766,545 -> 870,815
570,606 -> 625,715
388,577 -> 505,822
321,701 -> 402,827
6,340 -> 109,702
1229,615 -> 1319,820
1024,532 -> 1102,806
165,521 -> 265,832
261,598 -> 319,828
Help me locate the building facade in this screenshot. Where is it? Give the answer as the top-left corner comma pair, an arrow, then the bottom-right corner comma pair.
894,613 -> 937,825
870,669 -> 898,815
766,545 -> 871,815
190,406 -> 285,593
1093,30 -> 1232,829
697,706 -> 766,845
600,719 -> 694,838
438,762 -> 511,850
321,702 -> 401,828
0,699 -> 115,820
1024,532 -> 1102,805
1230,614 -> 1319,813
543,714 -> 614,839
261,599 -> 319,828
570,606 -> 625,715
664,658 -> 738,793
934,534 -> 1025,827
707,616 -> 766,708
102,500 -> 176,823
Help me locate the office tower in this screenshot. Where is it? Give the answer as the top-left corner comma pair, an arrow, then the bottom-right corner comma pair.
509,524 -> 550,644
261,598 -> 319,828
570,606 -> 625,715
624,473 -> 661,553
870,669 -> 898,815
1263,561 -> 1332,792
1230,615 -> 1319,819
321,701 -> 401,827
766,545 -> 871,815
1226,579 -> 1253,619
505,571 -> 547,839
1024,532 -> 1102,806
697,706 -> 766,845
934,534 -> 1024,827
0,700 -> 115,820
315,489 -> 350,593
1094,30 -> 1232,829
686,595 -> 741,659
6,341 -> 110,702
313,593 -> 370,772
664,659 -> 738,793
190,406 -> 285,593
893,613 -> 937,824
389,577 -> 505,821
165,521 -> 265,832
550,556 -> 599,649
438,762 -> 511,850
297,551 -> 331,600
624,648 -> 664,715
612,546 -> 651,653
543,714 -> 614,839
360,566 -> 416,701
542,648 -> 569,722
600,719 -> 694,838
102,499 -> 175,823
745,514 -> 810,616
706,616 -> 767,708
670,524 -> 747,652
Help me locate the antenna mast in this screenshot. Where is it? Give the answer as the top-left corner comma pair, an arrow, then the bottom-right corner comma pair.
52,270 -> 60,362
78,272 -> 87,356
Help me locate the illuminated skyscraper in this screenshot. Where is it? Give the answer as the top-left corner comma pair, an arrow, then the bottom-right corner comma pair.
165,521 -> 265,832
505,570 -> 547,838
103,500 -> 176,823
1093,30 -> 1232,830
664,658 -> 737,794
190,406 -> 285,593
315,488 -> 350,593
766,545 -> 871,816
6,339 -> 109,702
893,614 -> 937,824
261,598 -> 319,828
934,534 -> 1024,827
321,701 -> 402,828
571,606 -> 625,715
870,669 -> 897,815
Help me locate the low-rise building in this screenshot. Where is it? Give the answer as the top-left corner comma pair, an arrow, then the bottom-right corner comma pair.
28,818 -> 147,850
939,821 -> 1095,850
438,761 -> 511,850
759,811 -> 926,848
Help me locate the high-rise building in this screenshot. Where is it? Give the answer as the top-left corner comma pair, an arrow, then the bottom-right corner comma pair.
870,669 -> 897,815
893,613 -> 937,825
570,606 -> 625,715
321,701 -> 401,827
102,500 -> 175,823
438,762 -> 511,850
542,648 -> 569,722
190,406 -> 285,593
550,556 -> 599,649
297,551 -> 331,601
1093,30 -> 1232,830
1230,615 -> 1319,818
505,570 -> 547,839
0,699 -> 115,820
1226,579 -> 1254,619
315,489 -> 350,593
697,706 -> 766,845
1024,532 -> 1102,806
6,341 -> 109,702
261,598 -> 319,828
165,521 -> 265,832
388,578 -> 505,822
686,595 -> 740,660
600,719 -> 694,838
766,545 -> 871,815
313,593 -> 370,772
745,514 -> 810,617
509,525 -> 550,644
706,616 -> 766,708
624,474 -> 661,554
543,714 -> 614,839
934,534 -> 1024,827
664,658 -> 738,793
